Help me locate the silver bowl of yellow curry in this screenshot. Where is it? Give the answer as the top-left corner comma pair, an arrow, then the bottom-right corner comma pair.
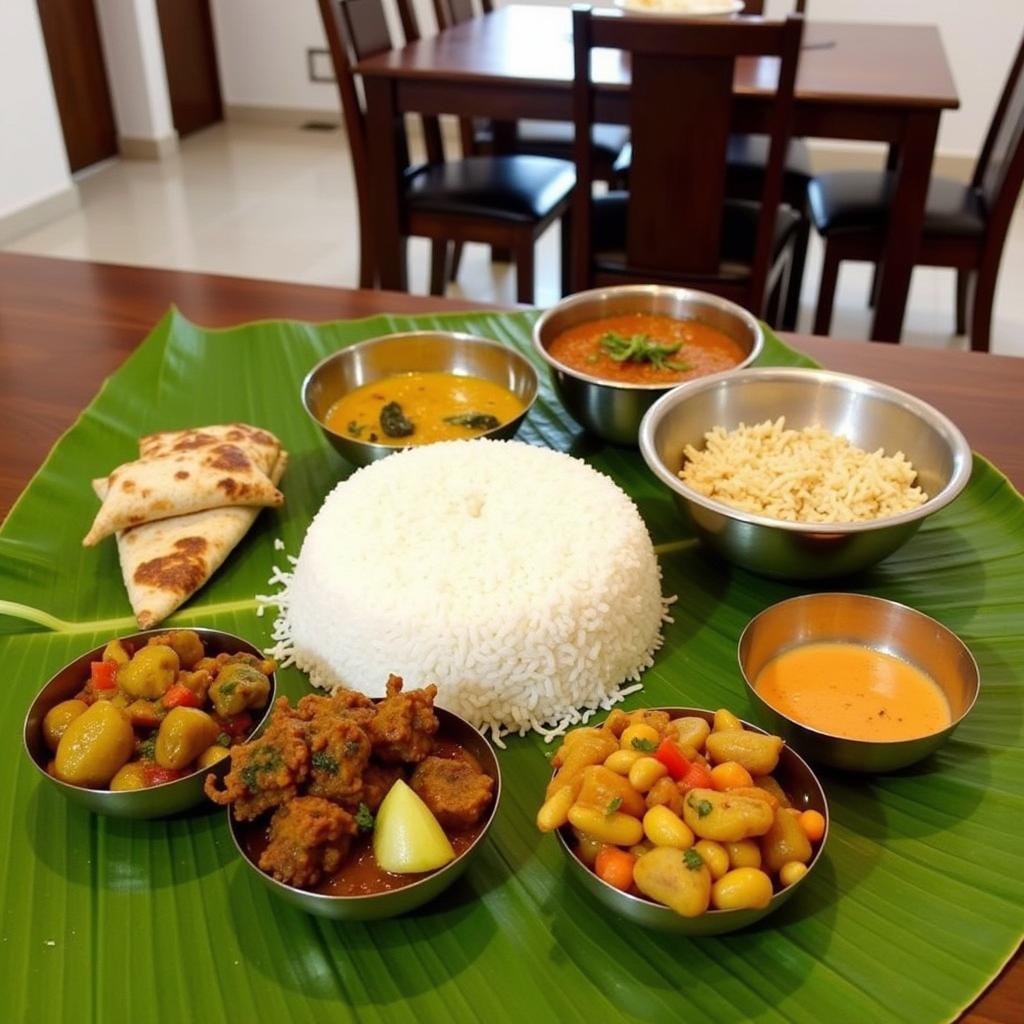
23,628 -> 276,818
537,706 -> 828,935
302,331 -> 539,467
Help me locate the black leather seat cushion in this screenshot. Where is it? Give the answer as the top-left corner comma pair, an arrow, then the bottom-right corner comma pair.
808,171 -> 987,239
475,120 -> 630,164
590,192 -> 800,271
405,155 -> 575,224
612,136 -> 812,186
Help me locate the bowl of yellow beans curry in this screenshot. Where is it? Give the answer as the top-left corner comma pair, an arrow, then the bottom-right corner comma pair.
23,628 -> 276,818
537,707 -> 828,934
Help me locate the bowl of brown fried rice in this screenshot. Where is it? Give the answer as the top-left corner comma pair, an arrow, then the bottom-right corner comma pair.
638,367 -> 972,579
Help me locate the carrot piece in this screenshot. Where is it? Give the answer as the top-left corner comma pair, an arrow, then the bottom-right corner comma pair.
162,682 -> 201,710
594,845 -> 636,892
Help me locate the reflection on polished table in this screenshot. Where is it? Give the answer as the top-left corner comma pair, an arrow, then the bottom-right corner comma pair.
354,7 -> 959,342
0,252 -> 1019,1021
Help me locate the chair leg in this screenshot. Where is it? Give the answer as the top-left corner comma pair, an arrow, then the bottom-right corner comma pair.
359,233 -> 375,289
492,246 -> 512,263
969,264 -> 996,353
429,240 -> 449,297
868,263 -> 881,308
449,242 -> 464,283
515,238 -> 535,305
955,269 -> 971,336
813,242 -> 841,336
559,210 -> 572,298
781,216 -> 810,331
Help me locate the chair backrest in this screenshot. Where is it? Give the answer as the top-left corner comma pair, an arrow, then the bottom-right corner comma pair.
973,31 -> 1024,234
433,0 -> 491,28
570,6 -> 803,307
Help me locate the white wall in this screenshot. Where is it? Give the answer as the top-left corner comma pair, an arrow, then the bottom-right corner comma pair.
95,0 -> 176,142
210,0 -> 1022,160
0,0 -> 74,223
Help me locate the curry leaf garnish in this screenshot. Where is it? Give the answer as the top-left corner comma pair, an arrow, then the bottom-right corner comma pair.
346,420 -> 365,438
605,796 -> 622,816
630,737 -> 658,753
216,732 -> 232,748
355,802 -> 375,831
380,401 -> 415,438
688,795 -> 713,819
443,411 -> 501,430
598,331 -> 691,372
683,848 -> 704,871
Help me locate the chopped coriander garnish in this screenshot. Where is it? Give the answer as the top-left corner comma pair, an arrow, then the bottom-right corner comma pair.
683,848 -> 704,871
605,796 -> 623,816
355,802 -> 375,831
311,752 -> 339,775
216,732 -> 232,747
347,420 -> 365,438
344,739 -> 362,758
599,331 -> 691,372
630,737 -> 658,753
688,795 -> 713,819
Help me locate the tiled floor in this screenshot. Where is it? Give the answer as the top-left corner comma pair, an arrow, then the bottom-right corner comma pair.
6,121 -> 1024,356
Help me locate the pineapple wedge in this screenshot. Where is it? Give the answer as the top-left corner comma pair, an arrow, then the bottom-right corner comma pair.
373,779 -> 456,873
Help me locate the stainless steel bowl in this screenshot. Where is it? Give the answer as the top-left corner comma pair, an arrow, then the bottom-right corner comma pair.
556,707 -> 828,935
23,628 -> 276,819
639,367 -> 973,579
302,331 -> 539,467
738,593 -> 980,772
532,285 -> 763,445
229,706 -> 501,920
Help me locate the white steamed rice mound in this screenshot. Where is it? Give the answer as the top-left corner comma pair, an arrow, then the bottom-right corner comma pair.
264,439 -> 671,743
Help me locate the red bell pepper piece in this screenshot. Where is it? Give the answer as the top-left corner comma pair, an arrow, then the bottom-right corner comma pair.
654,738 -> 691,780
678,761 -> 714,793
162,682 -> 201,709
143,764 -> 187,788
216,710 -> 253,740
90,659 -> 118,690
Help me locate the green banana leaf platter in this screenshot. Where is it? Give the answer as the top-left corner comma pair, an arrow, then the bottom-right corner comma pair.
1,308 -> 1021,1024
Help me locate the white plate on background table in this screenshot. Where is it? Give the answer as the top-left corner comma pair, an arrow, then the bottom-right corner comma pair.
613,0 -> 744,16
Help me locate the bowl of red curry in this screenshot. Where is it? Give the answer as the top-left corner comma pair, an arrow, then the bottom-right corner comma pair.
533,285 -> 763,445
217,678 -> 501,920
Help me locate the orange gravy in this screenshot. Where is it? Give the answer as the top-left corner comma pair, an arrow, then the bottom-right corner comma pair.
547,314 -> 745,385
754,642 -> 951,742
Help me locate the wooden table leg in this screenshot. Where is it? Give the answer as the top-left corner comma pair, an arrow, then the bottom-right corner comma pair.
363,77 -> 408,292
870,110 -> 939,342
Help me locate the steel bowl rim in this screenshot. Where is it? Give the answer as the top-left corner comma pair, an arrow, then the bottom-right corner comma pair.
553,705 -> 829,921
22,626 -> 278,799
638,366 -> 974,534
531,284 -> 765,392
736,592 -> 981,748
228,702 -> 503,907
300,330 -> 540,456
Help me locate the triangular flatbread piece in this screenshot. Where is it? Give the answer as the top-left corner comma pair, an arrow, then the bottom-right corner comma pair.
140,424 -> 280,474
94,451 -> 288,628
84,443 -> 284,546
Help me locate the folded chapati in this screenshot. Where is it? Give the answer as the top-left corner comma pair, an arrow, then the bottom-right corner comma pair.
94,451 -> 289,628
83,441 -> 284,546
140,423 -> 280,473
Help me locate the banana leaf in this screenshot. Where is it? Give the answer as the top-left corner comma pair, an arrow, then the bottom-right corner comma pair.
0,308 -> 1021,1024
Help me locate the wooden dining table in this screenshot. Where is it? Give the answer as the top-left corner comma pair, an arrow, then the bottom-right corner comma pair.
0,251 -> 1020,1019
356,6 -> 959,343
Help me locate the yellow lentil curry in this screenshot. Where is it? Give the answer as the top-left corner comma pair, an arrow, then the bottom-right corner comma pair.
325,371 -> 524,446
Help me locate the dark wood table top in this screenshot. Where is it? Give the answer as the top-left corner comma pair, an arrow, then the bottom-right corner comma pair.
357,7 -> 959,111
0,253 -> 1019,1016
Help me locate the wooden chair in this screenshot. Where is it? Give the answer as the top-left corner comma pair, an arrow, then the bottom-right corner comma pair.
434,0 -> 628,183
808,30 -> 1024,351
317,0 -> 574,301
569,6 -> 804,321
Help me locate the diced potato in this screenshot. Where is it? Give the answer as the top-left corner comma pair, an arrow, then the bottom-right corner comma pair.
634,846 -> 711,917
682,788 -> 774,842
761,808 -> 813,874
705,731 -> 784,776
